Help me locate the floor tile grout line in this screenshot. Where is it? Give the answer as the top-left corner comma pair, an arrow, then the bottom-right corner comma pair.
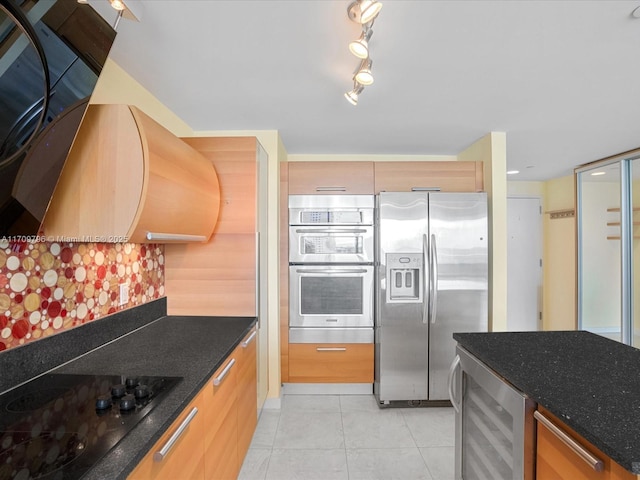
339,395 -> 351,480
260,409 -> 282,480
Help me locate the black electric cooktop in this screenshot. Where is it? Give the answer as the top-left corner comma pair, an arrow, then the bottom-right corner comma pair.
0,373 -> 182,480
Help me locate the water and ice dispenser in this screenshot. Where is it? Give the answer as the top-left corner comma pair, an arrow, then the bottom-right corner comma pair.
386,253 -> 423,303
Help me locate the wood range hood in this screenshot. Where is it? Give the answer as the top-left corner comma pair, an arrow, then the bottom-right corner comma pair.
41,104 -> 220,243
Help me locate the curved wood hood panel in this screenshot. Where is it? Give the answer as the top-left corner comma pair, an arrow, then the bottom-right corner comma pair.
42,104 -> 220,243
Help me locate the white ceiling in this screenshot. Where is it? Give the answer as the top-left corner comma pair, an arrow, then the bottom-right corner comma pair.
88,0 -> 640,181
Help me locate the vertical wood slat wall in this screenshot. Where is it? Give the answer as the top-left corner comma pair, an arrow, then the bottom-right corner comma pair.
280,164 -> 289,382
164,137 -> 257,316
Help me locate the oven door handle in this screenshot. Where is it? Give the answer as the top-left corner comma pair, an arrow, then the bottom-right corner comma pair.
295,268 -> 369,274
293,228 -> 369,234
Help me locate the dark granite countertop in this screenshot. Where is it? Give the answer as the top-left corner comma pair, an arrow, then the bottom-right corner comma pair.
55,314 -> 256,480
453,330 -> 640,474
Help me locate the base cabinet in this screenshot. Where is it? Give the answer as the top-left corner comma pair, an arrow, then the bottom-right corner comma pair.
237,329 -> 258,460
129,327 -> 257,480
288,343 -> 373,383
535,407 -> 634,480
129,395 -> 205,480
204,354 -> 239,480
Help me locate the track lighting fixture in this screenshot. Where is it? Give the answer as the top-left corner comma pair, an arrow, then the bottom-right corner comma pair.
344,1 -> 382,104
344,83 -> 365,106
109,0 -> 126,10
354,58 -> 373,85
349,28 -> 373,59
347,0 -> 383,25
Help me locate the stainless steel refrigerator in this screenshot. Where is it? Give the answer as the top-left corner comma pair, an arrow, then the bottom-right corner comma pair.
375,191 -> 488,405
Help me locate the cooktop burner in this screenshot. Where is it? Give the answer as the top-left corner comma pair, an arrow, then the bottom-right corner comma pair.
0,373 -> 181,480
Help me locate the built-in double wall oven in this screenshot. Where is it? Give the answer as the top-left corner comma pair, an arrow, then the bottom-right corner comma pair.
289,195 -> 374,343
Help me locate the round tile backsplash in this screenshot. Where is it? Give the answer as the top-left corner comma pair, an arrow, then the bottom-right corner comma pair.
0,240 -> 165,351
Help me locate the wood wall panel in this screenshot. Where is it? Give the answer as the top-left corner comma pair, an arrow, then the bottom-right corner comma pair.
165,137 -> 257,317
279,163 -> 289,382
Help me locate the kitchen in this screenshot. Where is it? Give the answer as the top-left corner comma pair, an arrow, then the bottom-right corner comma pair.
1,0 -> 640,479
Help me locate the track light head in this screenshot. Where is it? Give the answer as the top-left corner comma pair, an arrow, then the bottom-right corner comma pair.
344,83 -> 365,105
354,58 -> 373,85
349,28 -> 373,59
347,0 -> 383,25
109,0 -> 126,10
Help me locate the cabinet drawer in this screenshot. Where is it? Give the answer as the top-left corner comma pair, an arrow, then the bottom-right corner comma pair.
535,407 -> 634,480
288,343 -> 374,383
128,395 -> 204,480
288,161 -> 374,194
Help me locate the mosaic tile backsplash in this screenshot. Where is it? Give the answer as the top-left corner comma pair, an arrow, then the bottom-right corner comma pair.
0,240 -> 165,351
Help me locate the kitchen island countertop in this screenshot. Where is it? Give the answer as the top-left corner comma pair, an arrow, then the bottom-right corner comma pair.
454,330 -> 640,474
56,314 -> 256,480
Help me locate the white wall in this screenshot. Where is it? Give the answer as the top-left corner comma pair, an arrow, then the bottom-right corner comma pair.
458,133 -> 508,331
543,175 -> 576,330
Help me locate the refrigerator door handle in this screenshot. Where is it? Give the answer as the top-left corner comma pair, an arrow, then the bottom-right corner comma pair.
422,233 -> 429,324
448,354 -> 461,413
430,233 -> 439,324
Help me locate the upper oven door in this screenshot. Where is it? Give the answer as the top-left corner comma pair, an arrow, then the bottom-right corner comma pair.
289,265 -> 374,328
289,225 -> 374,264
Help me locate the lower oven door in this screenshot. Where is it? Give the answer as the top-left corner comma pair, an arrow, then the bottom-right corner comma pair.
289,265 -> 374,328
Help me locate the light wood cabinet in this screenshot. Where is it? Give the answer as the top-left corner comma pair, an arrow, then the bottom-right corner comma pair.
129,329 -> 258,480
204,355 -> 239,480
237,328 -> 258,462
165,137 -> 263,317
374,161 -> 483,193
288,343 -> 374,383
42,104 -> 220,243
129,393 -> 205,480
535,407 -> 634,480
288,161 -> 374,194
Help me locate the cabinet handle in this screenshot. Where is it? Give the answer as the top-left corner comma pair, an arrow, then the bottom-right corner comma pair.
242,330 -> 257,348
315,186 -> 347,192
145,232 -> 207,242
153,407 -> 198,462
533,410 -> 604,472
316,347 -> 347,352
213,358 -> 236,386
447,355 -> 461,413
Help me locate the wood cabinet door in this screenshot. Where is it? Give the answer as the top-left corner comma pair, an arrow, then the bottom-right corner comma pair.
203,355 -> 239,480
128,395 -> 204,480
374,161 -> 483,193
288,343 -> 374,383
237,328 -> 258,461
535,407 -> 634,480
288,161 -> 374,194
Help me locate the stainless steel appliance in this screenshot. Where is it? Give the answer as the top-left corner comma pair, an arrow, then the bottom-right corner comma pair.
289,195 -> 374,344
289,194 -> 374,264
0,373 -> 181,479
289,264 -> 374,342
375,191 -> 488,405
449,346 -> 535,479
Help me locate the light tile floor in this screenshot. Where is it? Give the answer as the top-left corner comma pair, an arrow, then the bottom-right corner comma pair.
238,394 -> 454,480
